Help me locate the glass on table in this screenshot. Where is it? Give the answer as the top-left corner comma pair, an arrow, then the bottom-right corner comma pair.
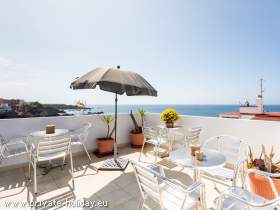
189,143 -> 201,156
195,150 -> 204,161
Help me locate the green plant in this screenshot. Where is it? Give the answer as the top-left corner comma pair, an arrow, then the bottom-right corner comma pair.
160,108 -> 179,122
247,145 -> 280,173
100,115 -> 114,139
138,108 -> 145,127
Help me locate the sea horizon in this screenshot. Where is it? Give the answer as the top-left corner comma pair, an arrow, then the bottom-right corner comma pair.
65,104 -> 280,117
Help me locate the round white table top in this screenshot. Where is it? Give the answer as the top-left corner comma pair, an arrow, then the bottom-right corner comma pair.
170,148 -> 226,169
30,129 -> 69,138
157,124 -> 183,130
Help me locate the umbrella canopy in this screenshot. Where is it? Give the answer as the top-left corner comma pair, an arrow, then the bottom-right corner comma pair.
70,67 -> 157,96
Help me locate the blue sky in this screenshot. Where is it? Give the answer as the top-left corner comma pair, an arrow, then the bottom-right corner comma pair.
0,0 -> 279,105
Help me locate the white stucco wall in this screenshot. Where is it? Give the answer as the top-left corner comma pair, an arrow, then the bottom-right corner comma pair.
1,113 -> 280,168
0,114 -> 135,167
145,113 -> 280,154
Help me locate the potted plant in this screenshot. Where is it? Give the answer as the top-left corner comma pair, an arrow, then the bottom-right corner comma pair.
160,108 -> 179,128
96,115 -> 114,154
129,109 -> 145,147
247,145 -> 280,199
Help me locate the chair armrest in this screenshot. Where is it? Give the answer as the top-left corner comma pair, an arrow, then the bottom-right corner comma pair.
168,179 -> 203,193
161,176 -> 203,194
227,187 -> 280,208
8,136 -> 27,143
141,162 -> 203,194
8,139 -> 29,153
147,164 -> 165,176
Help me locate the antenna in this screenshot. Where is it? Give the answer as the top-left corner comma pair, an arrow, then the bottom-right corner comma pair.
260,78 -> 264,98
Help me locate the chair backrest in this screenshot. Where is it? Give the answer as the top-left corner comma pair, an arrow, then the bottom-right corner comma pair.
36,135 -> 71,160
0,144 -> 8,161
202,135 -> 248,165
73,122 -> 92,142
246,168 -> 280,200
131,161 -> 162,204
218,168 -> 280,209
0,134 -> 7,145
81,122 -> 91,141
0,134 -> 9,160
186,127 -> 202,143
143,127 -> 159,140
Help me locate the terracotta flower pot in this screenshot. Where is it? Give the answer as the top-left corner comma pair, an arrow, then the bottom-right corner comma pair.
96,138 -> 114,154
248,172 -> 280,200
165,121 -> 174,128
130,133 -> 144,147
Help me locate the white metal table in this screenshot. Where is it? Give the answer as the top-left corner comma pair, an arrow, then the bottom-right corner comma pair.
157,124 -> 183,154
30,129 -> 69,139
170,148 -> 226,181
29,129 -> 70,174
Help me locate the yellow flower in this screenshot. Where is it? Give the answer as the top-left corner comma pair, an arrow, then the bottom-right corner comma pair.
160,109 -> 179,122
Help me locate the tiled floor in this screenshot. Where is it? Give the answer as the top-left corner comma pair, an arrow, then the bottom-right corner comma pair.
0,146 -> 226,210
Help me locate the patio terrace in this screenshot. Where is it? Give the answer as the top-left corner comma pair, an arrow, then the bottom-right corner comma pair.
0,113 -> 280,209
0,145 -> 225,210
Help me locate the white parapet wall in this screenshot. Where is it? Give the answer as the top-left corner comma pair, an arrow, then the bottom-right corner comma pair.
1,113 -> 280,168
145,113 -> 280,154
0,114 -> 135,167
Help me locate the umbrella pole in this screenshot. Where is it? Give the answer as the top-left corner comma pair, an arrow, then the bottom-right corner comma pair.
114,92 -> 118,159
98,91 -> 128,171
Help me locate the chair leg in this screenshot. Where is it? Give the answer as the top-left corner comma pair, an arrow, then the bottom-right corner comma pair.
200,184 -> 206,210
69,149 -> 74,189
34,161 -> 37,194
154,145 -> 159,163
28,153 -> 31,180
81,143 -> 92,161
138,141 -> 145,162
61,155 -> 66,169
137,198 -> 144,210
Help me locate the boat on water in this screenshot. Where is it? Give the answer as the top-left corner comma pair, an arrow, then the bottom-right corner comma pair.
76,100 -> 88,109
220,79 -> 280,121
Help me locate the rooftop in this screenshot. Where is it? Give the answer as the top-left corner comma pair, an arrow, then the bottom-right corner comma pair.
220,111 -> 280,121
0,113 -> 279,209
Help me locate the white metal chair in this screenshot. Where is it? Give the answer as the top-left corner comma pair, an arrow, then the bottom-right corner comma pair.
172,127 -> 202,149
28,135 -> 73,194
200,135 -> 248,187
69,122 -> 92,161
139,127 -> 168,163
131,160 -> 206,210
186,127 -> 202,145
216,168 -> 280,210
0,134 -> 29,162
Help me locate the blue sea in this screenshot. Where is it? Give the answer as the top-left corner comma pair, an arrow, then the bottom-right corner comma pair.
65,105 -> 280,117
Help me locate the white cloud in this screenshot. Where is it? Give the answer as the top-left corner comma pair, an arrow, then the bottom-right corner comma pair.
0,81 -> 27,87
0,57 -> 12,67
0,57 -> 26,72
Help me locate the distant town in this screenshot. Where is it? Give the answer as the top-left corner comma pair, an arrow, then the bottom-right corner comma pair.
0,98 -> 91,119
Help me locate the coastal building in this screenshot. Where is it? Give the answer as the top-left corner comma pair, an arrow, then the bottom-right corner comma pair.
0,102 -> 11,113
220,79 -> 280,121
0,98 -> 24,112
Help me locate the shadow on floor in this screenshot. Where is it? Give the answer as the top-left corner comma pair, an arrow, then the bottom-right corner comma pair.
0,168 -> 27,199
83,165 -> 193,210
